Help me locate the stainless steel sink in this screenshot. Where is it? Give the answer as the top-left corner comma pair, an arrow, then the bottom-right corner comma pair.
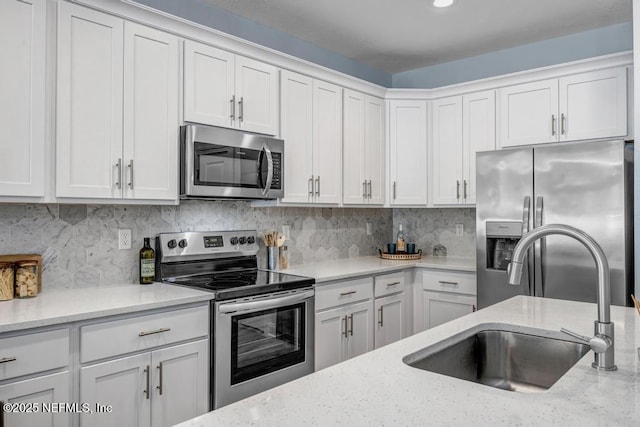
403,324 -> 590,393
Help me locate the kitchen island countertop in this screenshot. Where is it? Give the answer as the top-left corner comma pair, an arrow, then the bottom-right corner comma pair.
281,255 -> 475,283
178,295 -> 640,426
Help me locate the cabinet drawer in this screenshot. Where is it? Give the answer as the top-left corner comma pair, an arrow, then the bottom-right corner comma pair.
422,270 -> 476,295
81,305 -> 209,363
315,277 -> 373,311
0,329 -> 69,381
374,272 -> 405,297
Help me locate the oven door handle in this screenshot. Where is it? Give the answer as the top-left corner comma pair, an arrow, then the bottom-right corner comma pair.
259,144 -> 274,196
218,290 -> 314,314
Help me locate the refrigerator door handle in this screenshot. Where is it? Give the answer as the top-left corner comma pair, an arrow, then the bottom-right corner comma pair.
534,196 -> 545,297
522,196 -> 533,296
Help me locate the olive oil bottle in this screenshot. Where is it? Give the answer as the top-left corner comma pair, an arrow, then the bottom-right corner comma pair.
139,237 -> 155,284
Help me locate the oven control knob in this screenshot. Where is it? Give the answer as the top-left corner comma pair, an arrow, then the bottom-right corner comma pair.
238,236 -> 247,245
247,236 -> 255,244
178,239 -> 188,248
167,239 -> 177,249
230,237 -> 239,245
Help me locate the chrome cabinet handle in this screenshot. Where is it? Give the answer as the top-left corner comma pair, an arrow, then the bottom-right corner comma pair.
348,314 -> 354,336
363,181 -> 367,198
238,96 -> 244,123
156,362 -> 163,395
342,315 -> 348,338
128,159 -> 134,189
551,115 -> 556,136
138,327 -> 171,337
386,282 -> 400,287
0,357 -> 17,364
230,95 -> 235,121
456,180 -> 460,200
561,113 -> 566,135
315,176 -> 320,197
340,290 -> 356,296
378,307 -> 384,327
393,181 -> 397,200
115,158 -> 122,189
308,176 -> 314,197
438,280 -> 458,286
367,180 -> 372,199
463,180 -> 467,199
143,365 -> 150,399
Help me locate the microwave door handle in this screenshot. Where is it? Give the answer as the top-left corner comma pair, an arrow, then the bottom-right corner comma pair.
261,144 -> 274,195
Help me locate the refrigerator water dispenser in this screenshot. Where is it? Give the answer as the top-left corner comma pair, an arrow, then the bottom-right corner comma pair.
485,222 -> 522,271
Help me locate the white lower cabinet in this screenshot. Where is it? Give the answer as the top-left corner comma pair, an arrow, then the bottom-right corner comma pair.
417,269 -> 477,332
0,372 -> 70,427
374,294 -> 404,349
80,340 -> 208,427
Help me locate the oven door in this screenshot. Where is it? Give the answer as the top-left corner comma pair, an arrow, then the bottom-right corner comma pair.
181,124 -> 283,199
214,288 -> 314,408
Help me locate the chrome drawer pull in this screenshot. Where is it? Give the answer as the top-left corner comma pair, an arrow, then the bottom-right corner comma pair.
378,307 -> 384,327
438,280 -> 459,286
0,357 -> 17,364
339,291 -> 356,296
386,282 -> 400,287
138,327 -> 171,337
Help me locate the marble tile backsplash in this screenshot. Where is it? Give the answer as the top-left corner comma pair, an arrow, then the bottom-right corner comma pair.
0,202 -> 392,289
392,208 -> 476,258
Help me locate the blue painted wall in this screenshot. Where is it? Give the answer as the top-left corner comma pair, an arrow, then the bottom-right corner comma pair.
392,22 -> 633,89
132,0 -> 392,87
134,0 -> 631,90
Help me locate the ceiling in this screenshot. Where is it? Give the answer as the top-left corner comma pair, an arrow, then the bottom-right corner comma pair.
201,0 -> 632,74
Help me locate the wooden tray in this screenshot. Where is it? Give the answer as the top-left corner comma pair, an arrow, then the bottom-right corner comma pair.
378,249 -> 422,260
0,254 -> 42,293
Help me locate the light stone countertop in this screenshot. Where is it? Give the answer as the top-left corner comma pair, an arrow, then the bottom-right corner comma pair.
0,283 -> 214,334
281,255 -> 475,283
177,296 -> 640,427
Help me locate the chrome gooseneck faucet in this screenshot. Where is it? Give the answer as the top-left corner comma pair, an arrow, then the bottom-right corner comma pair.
507,224 -> 616,371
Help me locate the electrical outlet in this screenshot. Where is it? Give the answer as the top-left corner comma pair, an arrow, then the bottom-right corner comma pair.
118,229 -> 132,250
366,222 -> 372,236
455,224 -> 464,237
282,225 -> 291,240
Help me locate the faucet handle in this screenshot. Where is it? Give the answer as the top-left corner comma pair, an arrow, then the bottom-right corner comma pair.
560,327 -> 612,354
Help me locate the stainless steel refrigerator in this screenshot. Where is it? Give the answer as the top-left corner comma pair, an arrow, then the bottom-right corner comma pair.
476,139 -> 633,308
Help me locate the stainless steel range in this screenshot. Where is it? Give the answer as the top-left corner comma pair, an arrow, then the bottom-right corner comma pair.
155,230 -> 315,409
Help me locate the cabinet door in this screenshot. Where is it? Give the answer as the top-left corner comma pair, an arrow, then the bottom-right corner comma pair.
342,89 -> 367,205
559,68 -> 628,141
374,293 -> 405,349
345,300 -> 374,360
235,56 -> 278,135
364,96 -> 385,205
431,96 -> 463,206
312,80 -> 342,204
422,291 -> 476,330
280,70 -> 313,203
80,353 -> 151,427
0,372 -> 70,427
183,40 -> 235,128
315,306 -> 347,371
151,340 -> 209,427
57,2 -> 124,198
389,100 -> 427,206
462,90 -> 496,205
0,0 -> 45,197
498,79 -> 558,148
123,22 -> 179,201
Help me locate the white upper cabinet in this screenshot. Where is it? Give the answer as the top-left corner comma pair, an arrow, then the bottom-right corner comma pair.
498,67 -> 627,147
388,100 -> 428,206
280,70 -> 342,204
184,40 -> 278,136
57,3 -> 179,201
432,91 -> 495,206
343,90 -> 385,205
0,0 -> 46,198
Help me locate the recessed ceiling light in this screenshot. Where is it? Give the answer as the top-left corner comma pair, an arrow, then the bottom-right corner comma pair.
432,0 -> 456,7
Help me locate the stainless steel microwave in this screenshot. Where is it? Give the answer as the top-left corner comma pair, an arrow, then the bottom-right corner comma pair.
180,124 -> 284,200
